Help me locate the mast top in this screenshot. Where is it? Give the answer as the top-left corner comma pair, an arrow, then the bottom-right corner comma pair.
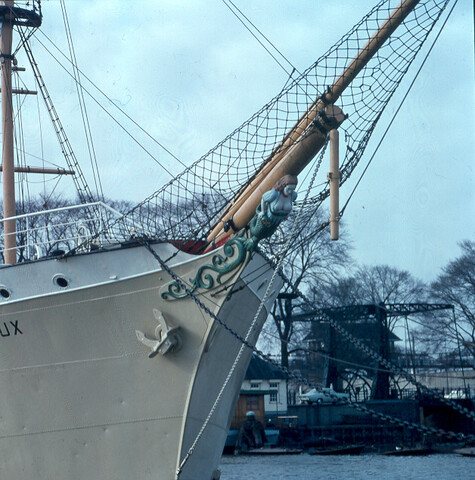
0,0 -> 42,28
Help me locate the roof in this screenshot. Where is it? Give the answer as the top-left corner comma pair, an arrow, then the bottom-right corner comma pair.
245,355 -> 287,381
240,390 -> 275,396
304,321 -> 401,343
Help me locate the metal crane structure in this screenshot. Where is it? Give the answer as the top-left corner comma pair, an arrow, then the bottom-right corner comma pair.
289,303 -> 454,399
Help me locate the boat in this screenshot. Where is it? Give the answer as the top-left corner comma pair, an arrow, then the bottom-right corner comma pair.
245,447 -> 303,455
0,1 -> 459,479
309,444 -> 365,455
454,447 -> 475,457
381,446 -> 433,456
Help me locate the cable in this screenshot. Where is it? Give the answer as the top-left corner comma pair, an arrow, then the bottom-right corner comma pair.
177,142 -> 328,476
29,35 -> 181,179
35,82 -> 46,198
221,0 -> 298,77
453,309 -> 468,391
31,30 -> 234,213
34,30 -> 188,172
59,0 -> 104,200
339,0 -> 459,217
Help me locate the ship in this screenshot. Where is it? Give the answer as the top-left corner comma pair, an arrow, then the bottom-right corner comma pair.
0,1 -> 460,479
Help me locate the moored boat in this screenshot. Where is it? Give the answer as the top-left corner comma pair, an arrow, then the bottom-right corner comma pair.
454,447 -> 475,457
309,444 -> 365,455
246,447 -> 303,455
381,446 -> 433,456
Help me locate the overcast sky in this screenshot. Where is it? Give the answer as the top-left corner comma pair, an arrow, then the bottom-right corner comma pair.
10,0 -> 475,283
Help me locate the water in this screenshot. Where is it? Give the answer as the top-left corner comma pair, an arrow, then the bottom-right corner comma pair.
219,454 -> 473,479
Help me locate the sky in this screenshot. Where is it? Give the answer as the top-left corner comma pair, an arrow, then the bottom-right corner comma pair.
6,0 -> 475,283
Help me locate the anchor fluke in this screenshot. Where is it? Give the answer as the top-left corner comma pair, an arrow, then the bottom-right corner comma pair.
135,309 -> 182,357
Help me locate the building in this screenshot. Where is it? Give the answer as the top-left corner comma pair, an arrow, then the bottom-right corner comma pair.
230,355 -> 288,429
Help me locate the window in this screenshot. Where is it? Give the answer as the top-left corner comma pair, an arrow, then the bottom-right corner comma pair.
269,392 -> 278,403
250,382 -> 260,389
269,382 -> 279,389
246,396 -> 260,411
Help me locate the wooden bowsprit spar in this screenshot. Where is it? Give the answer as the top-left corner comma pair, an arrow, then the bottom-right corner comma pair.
205,0 -> 421,248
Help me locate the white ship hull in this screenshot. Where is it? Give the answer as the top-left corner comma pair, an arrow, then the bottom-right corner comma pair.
0,242 -> 280,479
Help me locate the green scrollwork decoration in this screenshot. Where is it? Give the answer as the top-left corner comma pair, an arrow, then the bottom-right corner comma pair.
161,234 -> 248,300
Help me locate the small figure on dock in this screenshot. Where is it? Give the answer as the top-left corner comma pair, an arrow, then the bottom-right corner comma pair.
244,174 -> 298,251
235,411 -> 267,452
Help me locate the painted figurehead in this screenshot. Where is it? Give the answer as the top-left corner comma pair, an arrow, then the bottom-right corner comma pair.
243,174 -> 298,251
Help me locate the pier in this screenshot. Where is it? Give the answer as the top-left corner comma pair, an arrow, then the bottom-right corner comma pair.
277,398 -> 475,450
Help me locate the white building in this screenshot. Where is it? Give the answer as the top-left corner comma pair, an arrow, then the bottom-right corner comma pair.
239,355 -> 288,421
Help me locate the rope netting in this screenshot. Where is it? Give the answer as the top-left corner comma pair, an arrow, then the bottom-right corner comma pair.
104,0 -> 450,249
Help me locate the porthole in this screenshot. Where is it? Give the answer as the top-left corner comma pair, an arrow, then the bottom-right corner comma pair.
53,274 -> 69,289
0,286 -> 11,299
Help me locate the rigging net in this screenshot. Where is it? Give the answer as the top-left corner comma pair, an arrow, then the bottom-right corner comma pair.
104,0 -> 451,251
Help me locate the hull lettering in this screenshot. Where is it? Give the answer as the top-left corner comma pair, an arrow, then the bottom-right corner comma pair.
0,321 -> 22,337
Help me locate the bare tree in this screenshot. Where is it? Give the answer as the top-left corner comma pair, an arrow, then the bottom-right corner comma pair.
1,194 -> 135,262
259,208 -> 352,367
1,194 -> 74,262
313,264 -> 428,330
419,240 -> 475,363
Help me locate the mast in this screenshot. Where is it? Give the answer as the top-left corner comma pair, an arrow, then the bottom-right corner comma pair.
206,0 -> 421,246
0,0 -> 41,264
1,0 -> 15,264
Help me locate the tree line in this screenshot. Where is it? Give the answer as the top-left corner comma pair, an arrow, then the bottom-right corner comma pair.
1,194 -> 473,370
260,209 -> 475,371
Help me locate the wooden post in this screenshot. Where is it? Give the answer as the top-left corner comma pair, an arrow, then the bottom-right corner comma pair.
329,129 -> 339,241
207,106 -> 345,247
1,0 -> 16,264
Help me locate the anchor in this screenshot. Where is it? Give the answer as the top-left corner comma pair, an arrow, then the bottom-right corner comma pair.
135,309 -> 182,358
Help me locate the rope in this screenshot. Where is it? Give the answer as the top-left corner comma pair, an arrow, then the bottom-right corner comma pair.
31,31 -> 236,224
29,26 -> 190,171
59,0 -> 104,201
20,29 -> 96,206
453,309 -> 468,391
267,260 -> 475,422
40,0 -> 453,251
175,143 -> 328,476
5,0 -> 468,460
221,0 -> 298,77
140,237 -> 475,450
340,0 -> 459,217
31,34 -> 180,181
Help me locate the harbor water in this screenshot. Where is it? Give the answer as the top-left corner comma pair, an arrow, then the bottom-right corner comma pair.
219,453 -> 472,479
